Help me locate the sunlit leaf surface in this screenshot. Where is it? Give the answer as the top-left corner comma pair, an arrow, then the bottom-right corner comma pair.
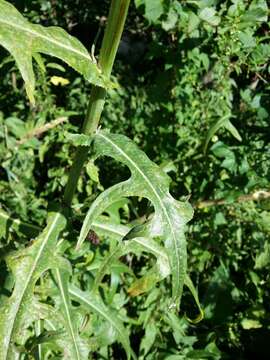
0,212 -> 66,360
69,130 -> 193,307
0,0 -> 109,103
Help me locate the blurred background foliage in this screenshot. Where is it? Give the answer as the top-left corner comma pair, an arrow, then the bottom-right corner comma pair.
0,0 -> 269,359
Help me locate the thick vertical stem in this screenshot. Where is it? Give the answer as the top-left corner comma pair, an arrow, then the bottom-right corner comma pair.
63,0 -> 130,206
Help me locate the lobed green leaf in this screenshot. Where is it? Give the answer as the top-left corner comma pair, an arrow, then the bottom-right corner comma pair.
0,0 -> 109,103
54,269 -> 89,359
69,285 -> 135,360
69,130 -> 193,308
0,211 -> 66,360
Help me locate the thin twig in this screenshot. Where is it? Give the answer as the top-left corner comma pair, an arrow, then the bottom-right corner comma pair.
196,190 -> 270,209
16,116 -> 67,145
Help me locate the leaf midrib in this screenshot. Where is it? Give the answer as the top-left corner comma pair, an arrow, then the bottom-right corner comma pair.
0,18 -> 92,63
132,238 -> 168,260
3,213 -> 61,360
56,269 -> 81,360
69,287 -> 128,350
93,221 -> 128,237
97,132 -> 181,293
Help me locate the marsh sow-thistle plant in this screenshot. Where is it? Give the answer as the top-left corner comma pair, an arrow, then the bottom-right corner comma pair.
0,0 -> 199,358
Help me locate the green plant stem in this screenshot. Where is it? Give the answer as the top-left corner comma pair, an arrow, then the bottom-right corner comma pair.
63,0 -> 130,206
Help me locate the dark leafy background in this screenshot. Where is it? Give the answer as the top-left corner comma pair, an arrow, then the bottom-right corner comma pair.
0,0 -> 269,359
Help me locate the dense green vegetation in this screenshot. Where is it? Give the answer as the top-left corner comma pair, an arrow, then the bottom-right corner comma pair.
0,0 -> 269,359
